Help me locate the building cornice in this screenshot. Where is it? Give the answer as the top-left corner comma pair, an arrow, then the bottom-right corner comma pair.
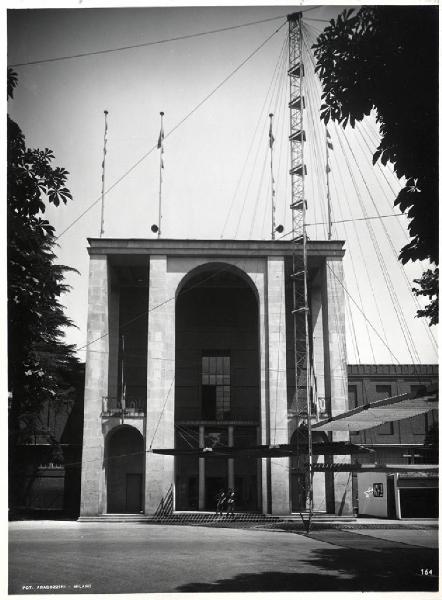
87,237 -> 346,258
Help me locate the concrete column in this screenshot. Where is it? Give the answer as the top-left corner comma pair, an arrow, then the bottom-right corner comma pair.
256,426 -> 262,511
107,281 -> 120,402
80,255 -> 109,516
323,257 -> 352,515
227,426 -> 234,490
310,279 -> 326,511
145,255 -> 175,514
267,256 -> 290,515
198,425 -> 205,510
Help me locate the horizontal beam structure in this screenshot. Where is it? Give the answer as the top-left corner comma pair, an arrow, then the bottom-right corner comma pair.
298,463 -> 439,474
151,441 -> 374,458
87,238 -> 345,259
312,386 -> 438,432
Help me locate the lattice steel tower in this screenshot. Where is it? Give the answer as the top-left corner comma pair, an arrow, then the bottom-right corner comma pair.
287,11 -> 313,515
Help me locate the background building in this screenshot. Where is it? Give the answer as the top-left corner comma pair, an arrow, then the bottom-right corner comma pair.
10,364 -> 85,519
347,364 -> 438,518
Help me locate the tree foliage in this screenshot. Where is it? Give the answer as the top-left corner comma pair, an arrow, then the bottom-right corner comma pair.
312,6 -> 438,323
8,68 -> 79,447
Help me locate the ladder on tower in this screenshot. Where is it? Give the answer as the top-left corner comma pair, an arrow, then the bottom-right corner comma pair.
287,11 -> 314,534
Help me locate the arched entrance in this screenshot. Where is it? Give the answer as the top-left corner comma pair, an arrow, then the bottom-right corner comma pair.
175,263 -> 261,511
106,426 -> 144,513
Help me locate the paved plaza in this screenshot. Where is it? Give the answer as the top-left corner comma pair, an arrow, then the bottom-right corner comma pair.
9,521 -> 438,594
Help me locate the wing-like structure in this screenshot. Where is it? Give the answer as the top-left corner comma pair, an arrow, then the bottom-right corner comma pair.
151,441 -> 375,458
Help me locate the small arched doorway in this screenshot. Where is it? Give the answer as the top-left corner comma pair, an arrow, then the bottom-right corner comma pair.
106,426 -> 144,513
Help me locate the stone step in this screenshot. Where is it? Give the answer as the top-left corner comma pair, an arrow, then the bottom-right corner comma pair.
78,512 -> 355,524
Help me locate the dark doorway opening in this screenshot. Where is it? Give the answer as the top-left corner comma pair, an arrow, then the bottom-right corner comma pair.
107,426 -> 144,513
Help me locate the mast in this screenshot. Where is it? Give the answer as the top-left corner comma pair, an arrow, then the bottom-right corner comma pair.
157,111 -> 165,239
287,11 -> 313,530
326,127 -> 332,240
100,110 -> 109,237
269,113 -> 276,239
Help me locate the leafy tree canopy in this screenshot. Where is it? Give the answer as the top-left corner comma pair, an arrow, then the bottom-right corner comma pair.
8,68 -> 79,446
312,6 -> 438,324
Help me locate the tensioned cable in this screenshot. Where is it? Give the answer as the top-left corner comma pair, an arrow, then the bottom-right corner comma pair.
259,51 -> 290,238
333,121 -> 418,363
356,119 -> 428,265
221,32 -> 288,238
303,24 -> 339,239
333,123 -> 421,364
249,38 -> 288,238
351,122 -> 437,347
304,43 -> 390,364
330,158 -> 386,362
276,213 -> 406,240
248,53 -> 286,238
235,32 -> 288,238
326,263 -> 401,364
75,267 -> 232,354
336,123 -> 422,363
262,49 -> 290,238
148,376 -> 175,450
329,159 -> 391,360
57,22 -> 286,241
9,14 -> 291,68
358,113 -> 437,351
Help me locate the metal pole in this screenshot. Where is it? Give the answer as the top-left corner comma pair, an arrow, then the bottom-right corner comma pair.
326,128 -> 332,240
158,111 -> 164,239
100,110 -> 109,237
269,113 -> 276,240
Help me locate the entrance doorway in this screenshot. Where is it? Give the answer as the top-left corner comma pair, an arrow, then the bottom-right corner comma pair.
175,264 -> 261,512
106,426 -> 144,513
126,474 -> 143,513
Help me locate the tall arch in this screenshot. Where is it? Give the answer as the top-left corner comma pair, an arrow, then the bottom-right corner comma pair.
106,425 -> 144,514
174,262 -> 261,511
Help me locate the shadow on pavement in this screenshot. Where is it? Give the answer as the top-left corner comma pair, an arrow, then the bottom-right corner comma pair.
177,532 -> 438,592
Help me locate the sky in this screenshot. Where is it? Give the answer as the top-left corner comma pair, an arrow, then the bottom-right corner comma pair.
7,3 -> 439,365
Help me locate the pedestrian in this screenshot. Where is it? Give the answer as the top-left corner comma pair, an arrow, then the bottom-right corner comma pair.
225,488 -> 235,519
215,489 -> 226,516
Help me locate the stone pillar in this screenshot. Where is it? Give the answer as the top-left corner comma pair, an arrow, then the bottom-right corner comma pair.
80,255 -> 109,516
145,255 -> 175,514
198,425 -> 205,510
267,256 -> 290,514
310,279 -> 326,511
323,257 -> 352,515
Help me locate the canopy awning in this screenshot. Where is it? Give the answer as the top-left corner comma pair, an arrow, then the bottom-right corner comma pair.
304,463 -> 439,474
151,441 -> 375,459
312,384 -> 438,432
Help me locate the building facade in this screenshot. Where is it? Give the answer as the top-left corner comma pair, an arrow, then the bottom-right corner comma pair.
80,238 -> 352,517
348,364 -> 438,518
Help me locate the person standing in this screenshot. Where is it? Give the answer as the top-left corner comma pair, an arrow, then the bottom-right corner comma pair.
225,488 -> 235,519
215,489 -> 226,516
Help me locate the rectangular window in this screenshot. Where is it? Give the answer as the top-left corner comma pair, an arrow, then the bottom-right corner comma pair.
348,385 -> 358,409
376,384 -> 394,434
201,353 -> 231,420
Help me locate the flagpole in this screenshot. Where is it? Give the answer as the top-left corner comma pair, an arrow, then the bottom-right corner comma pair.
326,126 -> 332,240
158,111 -> 165,239
100,110 -> 109,238
120,334 -> 125,424
269,113 -> 276,240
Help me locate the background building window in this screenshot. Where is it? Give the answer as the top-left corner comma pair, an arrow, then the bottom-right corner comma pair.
348,385 -> 358,409
201,354 -> 230,420
375,384 -> 394,434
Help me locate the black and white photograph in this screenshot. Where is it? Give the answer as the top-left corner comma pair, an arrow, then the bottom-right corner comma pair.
7,2 -> 438,595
